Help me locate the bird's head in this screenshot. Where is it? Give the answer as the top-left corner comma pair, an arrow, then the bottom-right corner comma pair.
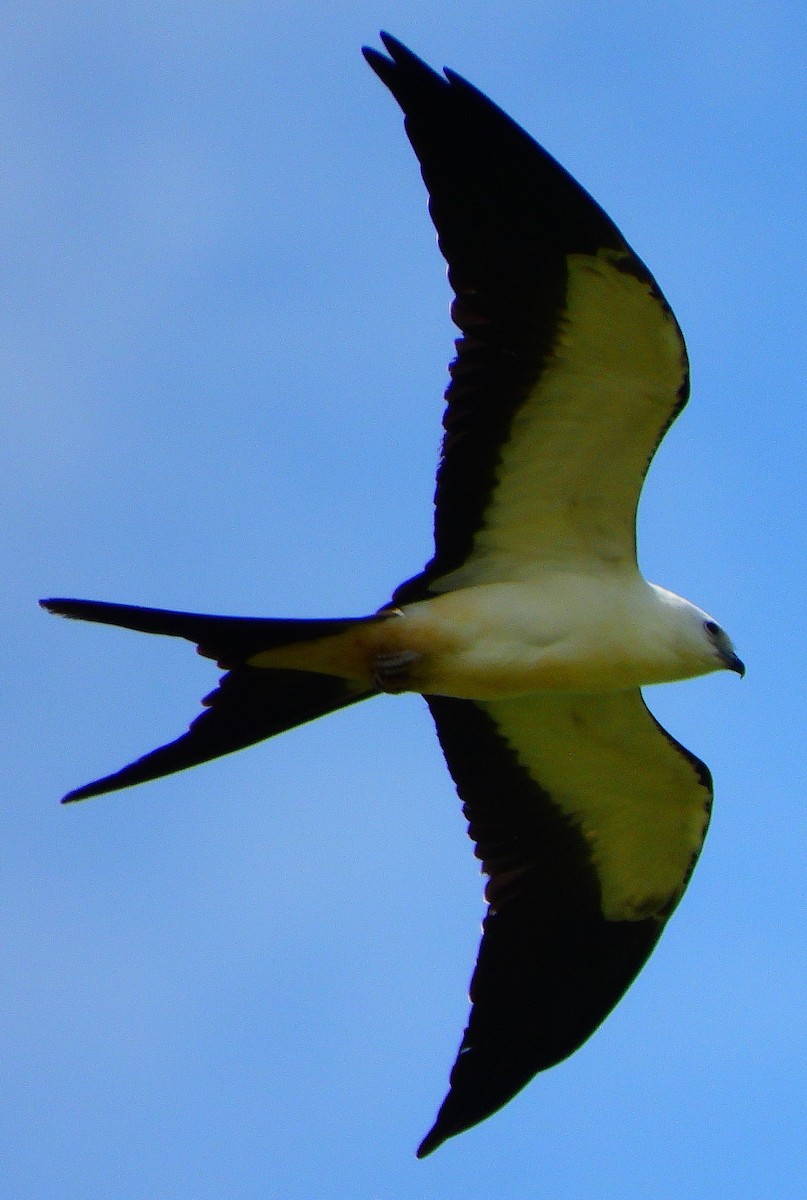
699,615 -> 745,677
650,586 -> 745,680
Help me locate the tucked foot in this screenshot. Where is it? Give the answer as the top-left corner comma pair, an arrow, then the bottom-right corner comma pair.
373,650 -> 421,693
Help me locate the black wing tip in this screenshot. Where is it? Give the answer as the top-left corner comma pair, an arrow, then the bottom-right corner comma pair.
362,32 -> 449,89
40,597 -> 117,624
360,30 -> 400,72
40,597 -> 76,616
60,787 -> 94,805
362,35 -> 508,122
59,770 -> 135,804
415,1124 -> 448,1159
362,31 -> 414,62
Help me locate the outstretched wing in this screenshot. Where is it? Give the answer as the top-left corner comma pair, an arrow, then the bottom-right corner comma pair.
363,35 -> 689,601
419,690 -> 712,1157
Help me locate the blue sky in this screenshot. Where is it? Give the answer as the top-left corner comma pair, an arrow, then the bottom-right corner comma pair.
3,3 -> 805,1197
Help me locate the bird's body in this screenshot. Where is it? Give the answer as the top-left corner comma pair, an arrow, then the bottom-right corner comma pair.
42,33 -> 742,1158
252,578 -> 730,697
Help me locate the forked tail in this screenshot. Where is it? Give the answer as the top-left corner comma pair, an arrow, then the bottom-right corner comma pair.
41,598 -> 379,803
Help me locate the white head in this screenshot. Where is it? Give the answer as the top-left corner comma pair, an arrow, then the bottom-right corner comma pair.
650,585 -> 745,681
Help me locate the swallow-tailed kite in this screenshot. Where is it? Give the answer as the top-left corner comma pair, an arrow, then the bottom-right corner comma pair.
42,33 -> 743,1157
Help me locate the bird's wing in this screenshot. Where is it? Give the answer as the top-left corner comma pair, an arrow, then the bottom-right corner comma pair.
363,35 -> 689,601
418,689 -> 712,1156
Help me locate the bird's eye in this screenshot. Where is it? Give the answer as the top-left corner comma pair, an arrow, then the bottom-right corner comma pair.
704,619 -> 721,638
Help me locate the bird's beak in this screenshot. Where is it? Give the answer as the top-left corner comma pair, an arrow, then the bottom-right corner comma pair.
722,648 -> 746,677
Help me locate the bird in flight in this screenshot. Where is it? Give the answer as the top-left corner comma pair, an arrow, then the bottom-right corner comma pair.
42,33 -> 743,1158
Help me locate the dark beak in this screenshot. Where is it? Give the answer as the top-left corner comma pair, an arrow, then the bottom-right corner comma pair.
722,649 -> 746,678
